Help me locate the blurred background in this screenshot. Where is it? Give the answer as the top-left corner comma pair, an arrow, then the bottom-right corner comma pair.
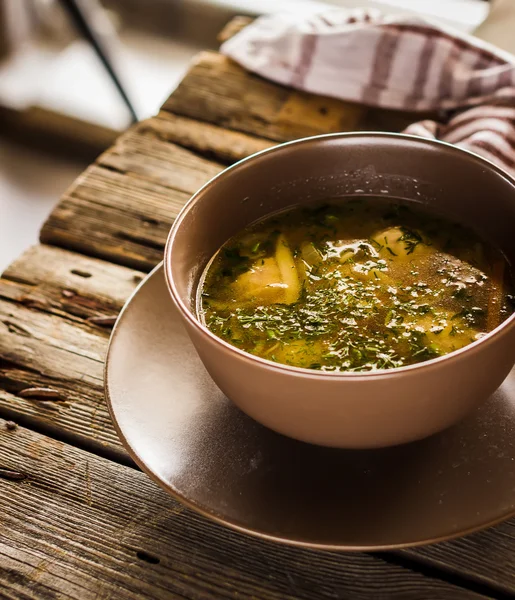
0,0 -> 509,270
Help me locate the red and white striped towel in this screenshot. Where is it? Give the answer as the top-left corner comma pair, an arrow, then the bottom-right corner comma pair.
221,8 -> 515,176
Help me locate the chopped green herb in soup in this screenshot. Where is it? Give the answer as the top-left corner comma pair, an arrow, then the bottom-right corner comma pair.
199,199 -> 514,372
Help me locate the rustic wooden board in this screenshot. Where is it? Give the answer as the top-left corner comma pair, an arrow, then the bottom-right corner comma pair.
0,245 -> 141,461
0,298 -> 116,457
1,246 -> 515,596
137,111 -> 275,164
1,244 -> 143,323
217,15 -> 254,44
164,51 -> 365,143
0,418 -> 491,600
40,111 -> 274,272
41,130 -> 224,271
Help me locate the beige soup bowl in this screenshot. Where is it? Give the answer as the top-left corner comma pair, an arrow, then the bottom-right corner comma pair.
164,133 -> 515,448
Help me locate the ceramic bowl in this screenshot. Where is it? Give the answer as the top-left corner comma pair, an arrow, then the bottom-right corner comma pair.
164,133 -> 515,448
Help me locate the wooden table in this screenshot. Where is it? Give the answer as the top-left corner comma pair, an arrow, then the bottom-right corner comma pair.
1,19 -> 514,600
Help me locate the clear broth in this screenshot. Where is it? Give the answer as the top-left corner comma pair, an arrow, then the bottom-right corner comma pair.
199,198 -> 515,372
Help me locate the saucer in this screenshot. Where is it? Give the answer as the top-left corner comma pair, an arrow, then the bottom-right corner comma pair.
106,264 -> 515,550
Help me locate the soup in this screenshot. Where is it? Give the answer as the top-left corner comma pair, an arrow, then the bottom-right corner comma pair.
199,198 -> 514,372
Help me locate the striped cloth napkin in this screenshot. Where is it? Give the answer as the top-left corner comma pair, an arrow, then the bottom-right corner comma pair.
221,8 -> 515,176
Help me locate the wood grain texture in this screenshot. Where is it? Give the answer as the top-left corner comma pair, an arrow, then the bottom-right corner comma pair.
0,299 -> 114,455
0,419 -> 489,600
41,130 -> 223,271
217,15 -> 254,43
1,244 -> 143,322
404,526 -> 515,598
137,111 -> 275,164
0,245 -> 141,460
164,51 -> 365,143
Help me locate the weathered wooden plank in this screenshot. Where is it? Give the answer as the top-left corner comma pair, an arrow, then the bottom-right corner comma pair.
0,246 -> 142,460
0,419 -> 489,600
1,244 -> 143,323
0,297 -> 105,388
41,130 -> 224,271
97,127 -> 222,192
38,104 -> 386,273
164,51 -> 365,143
217,15 -> 254,44
41,167 -> 174,271
0,299 -> 116,455
137,111 -> 275,164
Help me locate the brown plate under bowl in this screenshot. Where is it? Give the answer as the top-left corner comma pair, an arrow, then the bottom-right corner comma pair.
105,264 -> 515,550
164,133 -> 515,448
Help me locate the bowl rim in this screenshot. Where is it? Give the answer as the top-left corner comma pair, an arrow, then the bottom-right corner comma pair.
164,131 -> 515,380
